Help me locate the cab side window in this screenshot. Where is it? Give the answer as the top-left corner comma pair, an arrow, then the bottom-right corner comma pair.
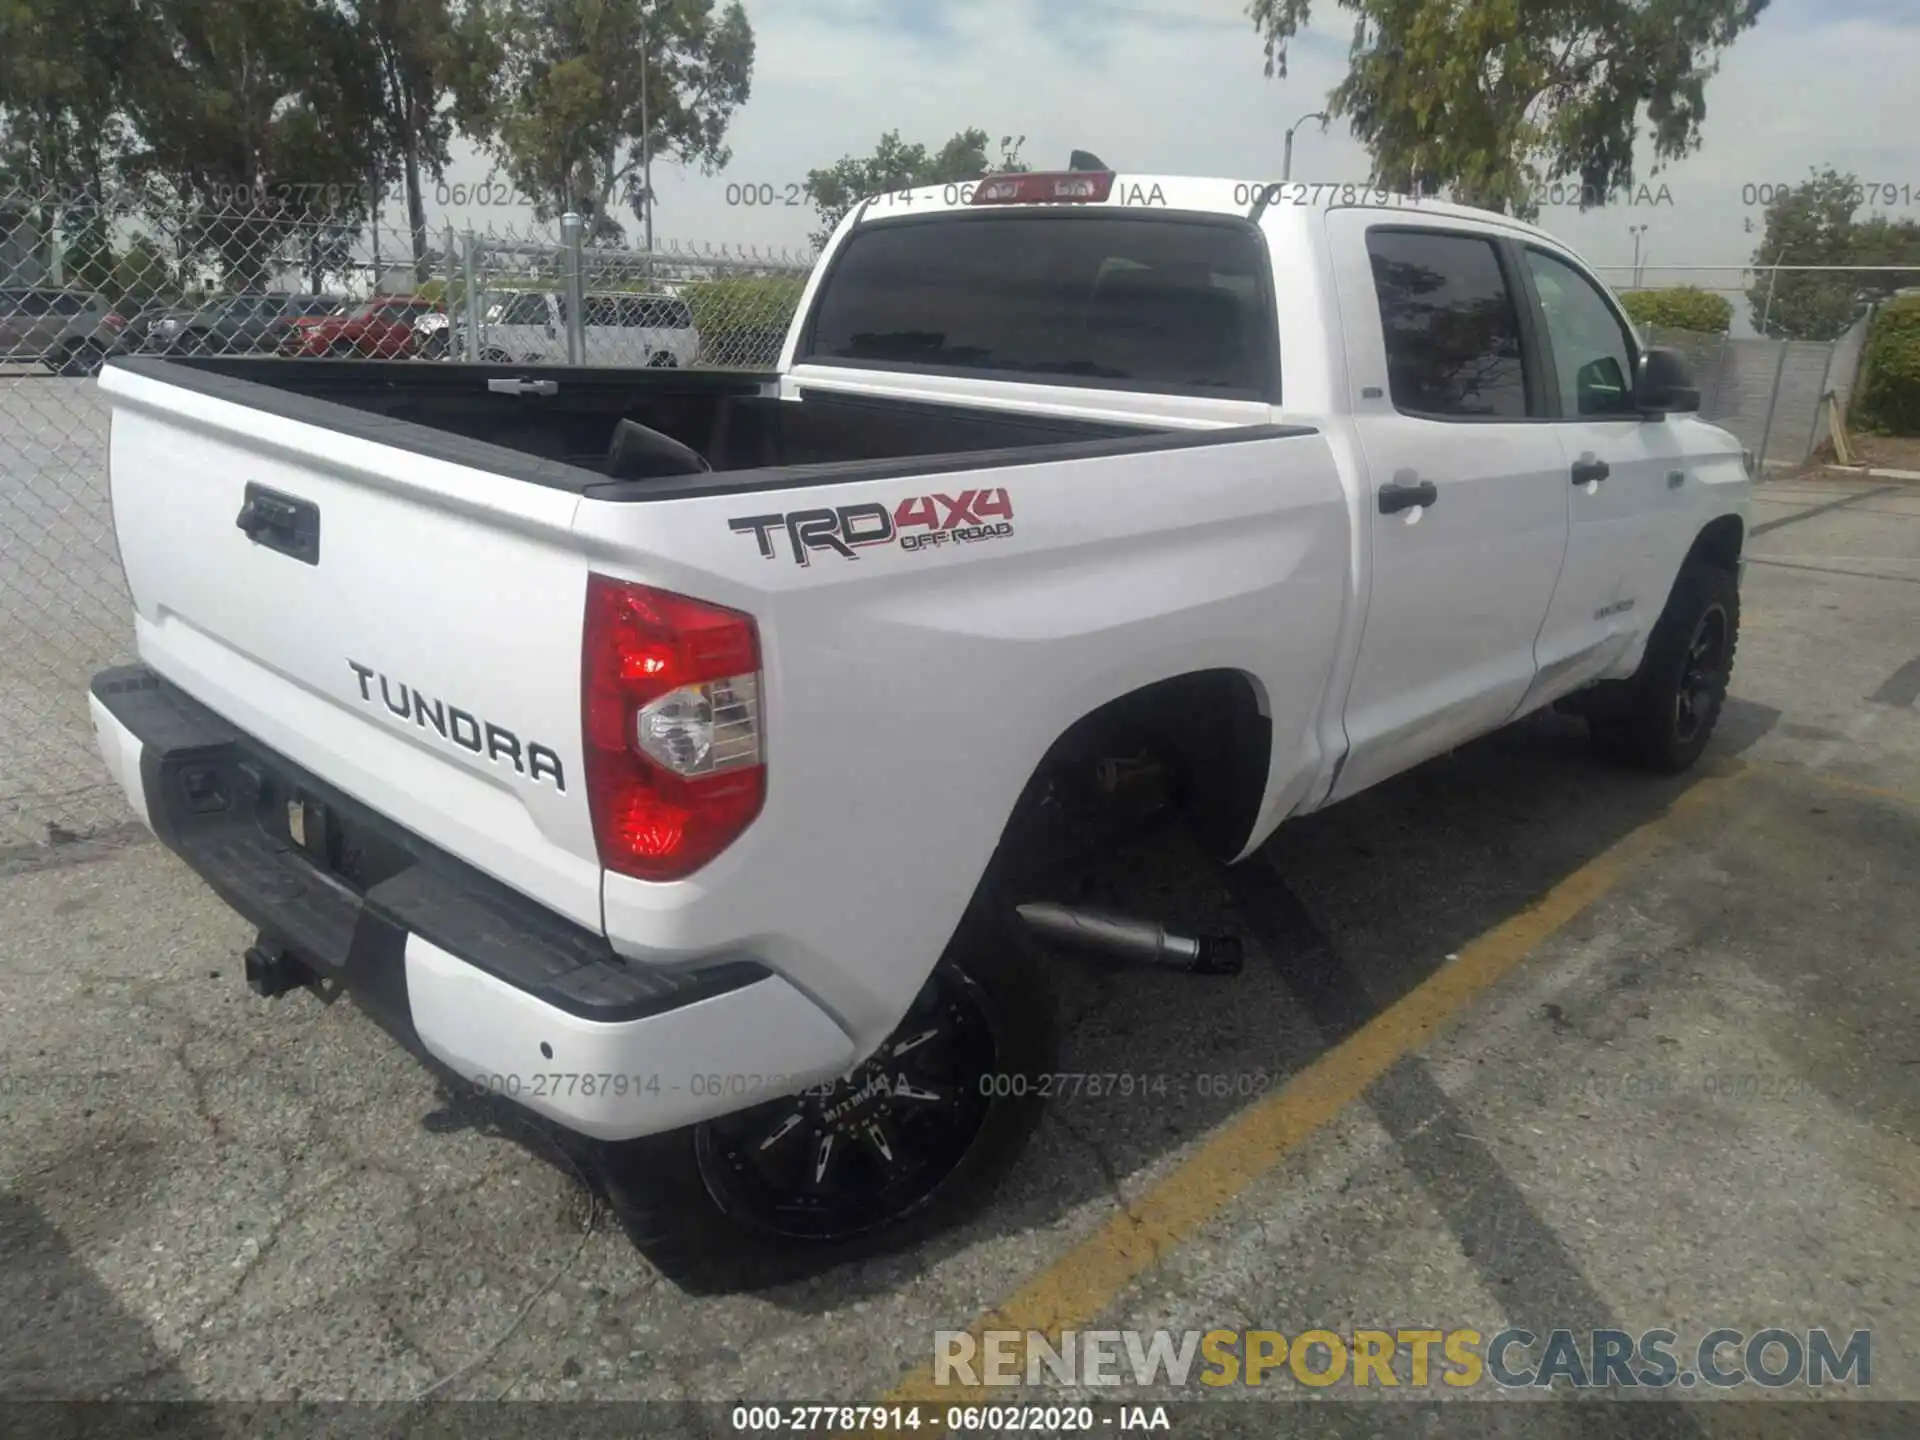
1524,248 -> 1639,418
499,294 -> 550,325
1365,229 -> 1530,420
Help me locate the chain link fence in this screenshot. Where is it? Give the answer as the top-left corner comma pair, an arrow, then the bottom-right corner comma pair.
1591,268 -> 1878,472
1638,316 -> 1871,471
1,188 -> 813,850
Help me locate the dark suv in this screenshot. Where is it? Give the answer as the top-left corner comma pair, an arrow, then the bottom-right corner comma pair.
161,293 -> 342,356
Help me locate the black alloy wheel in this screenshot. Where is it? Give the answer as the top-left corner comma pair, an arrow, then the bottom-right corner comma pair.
595,896 -> 1054,1291
1673,603 -> 1729,747
1588,559 -> 1740,774
693,962 -> 999,1242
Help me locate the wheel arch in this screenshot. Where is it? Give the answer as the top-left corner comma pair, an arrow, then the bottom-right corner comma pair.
1685,512 -> 1745,575
983,667 -> 1273,887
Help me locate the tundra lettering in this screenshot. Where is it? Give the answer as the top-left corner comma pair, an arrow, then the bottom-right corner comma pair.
346,659 -> 565,791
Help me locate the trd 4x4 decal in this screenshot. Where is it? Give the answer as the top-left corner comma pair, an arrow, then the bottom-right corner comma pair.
729,488 -> 1015,566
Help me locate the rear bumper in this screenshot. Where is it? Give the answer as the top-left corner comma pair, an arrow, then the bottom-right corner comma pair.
88,665 -> 856,1139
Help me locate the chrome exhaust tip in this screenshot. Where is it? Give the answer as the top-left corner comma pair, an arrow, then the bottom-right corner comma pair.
1015,901 -> 1243,975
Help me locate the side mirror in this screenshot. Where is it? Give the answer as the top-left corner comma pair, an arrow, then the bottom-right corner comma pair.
1635,347 -> 1701,417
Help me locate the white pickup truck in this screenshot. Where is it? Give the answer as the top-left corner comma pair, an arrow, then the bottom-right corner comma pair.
89,171 -> 1748,1286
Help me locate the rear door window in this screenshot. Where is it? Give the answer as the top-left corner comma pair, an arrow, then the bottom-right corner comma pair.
1364,229 -> 1530,420
497,293 -> 549,325
803,214 -> 1277,397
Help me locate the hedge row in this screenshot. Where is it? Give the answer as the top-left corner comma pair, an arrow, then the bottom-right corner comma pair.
1854,295 -> 1920,437
1617,286 -> 1733,335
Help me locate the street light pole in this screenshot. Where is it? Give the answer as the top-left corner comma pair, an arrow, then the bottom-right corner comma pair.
641,20 -> 654,284
1628,224 -> 1649,288
1760,247 -> 1789,336
1283,111 -> 1329,183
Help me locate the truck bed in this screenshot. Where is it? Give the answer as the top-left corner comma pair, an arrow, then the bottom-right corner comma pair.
111,356 -> 1169,500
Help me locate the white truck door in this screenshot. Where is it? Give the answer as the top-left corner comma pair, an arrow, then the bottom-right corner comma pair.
1323,216 -> 1571,803
1514,243 -> 1683,703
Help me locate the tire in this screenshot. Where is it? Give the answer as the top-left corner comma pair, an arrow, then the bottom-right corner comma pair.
53,341 -> 103,377
328,338 -> 356,358
480,347 -> 514,364
596,893 -> 1056,1292
646,350 -> 679,368
1588,560 -> 1739,774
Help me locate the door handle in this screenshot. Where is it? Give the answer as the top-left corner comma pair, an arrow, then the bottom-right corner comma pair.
1571,456 -> 1611,485
1378,477 -> 1438,515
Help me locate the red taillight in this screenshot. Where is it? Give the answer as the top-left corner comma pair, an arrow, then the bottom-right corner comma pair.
582,574 -> 764,882
970,171 -> 1115,205
102,312 -> 127,330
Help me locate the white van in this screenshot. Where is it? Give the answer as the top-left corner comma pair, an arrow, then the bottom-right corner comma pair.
461,289 -> 700,367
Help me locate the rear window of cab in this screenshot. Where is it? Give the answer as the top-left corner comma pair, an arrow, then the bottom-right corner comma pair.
802,213 -> 1279,400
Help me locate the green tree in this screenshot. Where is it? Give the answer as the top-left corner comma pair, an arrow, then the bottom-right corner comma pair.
1849,214 -> 1920,306
802,129 -> 1026,250
1247,0 -> 1770,219
108,232 -> 176,301
336,0 -> 467,282
58,209 -> 116,292
0,0 -> 138,197
0,0 -> 141,283
1618,286 -> 1733,334
465,0 -> 755,238
1745,168 -> 1920,339
117,0 -> 387,288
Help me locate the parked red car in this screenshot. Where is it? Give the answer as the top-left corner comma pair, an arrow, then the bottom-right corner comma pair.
279,296 -> 442,358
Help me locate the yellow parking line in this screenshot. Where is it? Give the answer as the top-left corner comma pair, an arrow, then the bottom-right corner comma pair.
1797,768 -> 1920,812
870,766 -> 1748,1425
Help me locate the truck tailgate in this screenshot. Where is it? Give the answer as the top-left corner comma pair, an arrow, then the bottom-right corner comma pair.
99,362 -> 604,931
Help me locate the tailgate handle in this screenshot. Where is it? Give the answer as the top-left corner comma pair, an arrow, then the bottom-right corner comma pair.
488,377 -> 558,396
236,483 -> 321,566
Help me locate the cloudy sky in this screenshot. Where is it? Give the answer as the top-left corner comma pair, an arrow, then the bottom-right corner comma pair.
431,0 -> 1918,331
